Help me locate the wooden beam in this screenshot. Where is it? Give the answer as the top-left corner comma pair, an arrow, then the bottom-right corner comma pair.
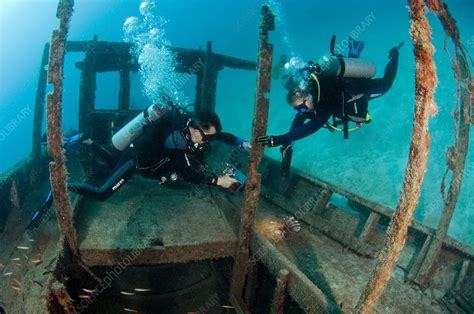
270,269 -> 290,314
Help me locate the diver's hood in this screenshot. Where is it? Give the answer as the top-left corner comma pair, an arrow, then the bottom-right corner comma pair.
164,127 -> 206,154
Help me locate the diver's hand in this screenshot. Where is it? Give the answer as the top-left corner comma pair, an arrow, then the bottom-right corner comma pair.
217,175 -> 240,189
389,42 -> 404,59
241,141 -> 252,150
256,135 -> 285,148
236,138 -> 252,150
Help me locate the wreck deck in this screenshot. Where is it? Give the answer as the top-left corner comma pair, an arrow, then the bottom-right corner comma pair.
76,176 -> 237,266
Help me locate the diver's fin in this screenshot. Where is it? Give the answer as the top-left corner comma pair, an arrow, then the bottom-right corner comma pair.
27,191 -> 53,230
348,37 -> 365,58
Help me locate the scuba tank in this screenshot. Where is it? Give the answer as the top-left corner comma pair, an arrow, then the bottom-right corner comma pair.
112,104 -> 166,151
316,35 -> 376,79
317,55 -> 376,79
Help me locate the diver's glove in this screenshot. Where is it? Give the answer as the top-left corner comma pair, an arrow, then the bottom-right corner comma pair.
389,42 -> 404,59
257,135 -> 286,147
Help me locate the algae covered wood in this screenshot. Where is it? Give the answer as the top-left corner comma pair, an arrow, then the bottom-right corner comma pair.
355,0 -> 438,312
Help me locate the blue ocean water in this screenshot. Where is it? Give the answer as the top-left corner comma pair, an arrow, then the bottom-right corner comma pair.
0,0 -> 472,244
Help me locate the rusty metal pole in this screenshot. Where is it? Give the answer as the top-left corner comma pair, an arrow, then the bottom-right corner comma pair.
413,0 -> 473,288
354,0 -> 438,312
230,5 -> 274,307
47,0 -> 79,256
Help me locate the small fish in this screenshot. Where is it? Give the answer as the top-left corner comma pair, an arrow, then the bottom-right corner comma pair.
28,238 -> 36,242
16,246 -> 30,250
32,259 -> 42,266
222,305 -> 235,309
120,291 -> 135,296
78,294 -> 91,299
13,278 -> 22,286
123,309 -> 138,313
134,288 -> 151,292
3,272 -> 13,277
83,288 -> 96,293
12,286 -> 21,292
23,254 -> 29,261
11,258 -> 21,261
13,263 -> 23,267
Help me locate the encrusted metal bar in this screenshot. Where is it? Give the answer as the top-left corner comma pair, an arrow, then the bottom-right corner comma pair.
414,0 -> 473,288
230,4 -> 274,305
355,0 -> 438,312
46,0 -> 79,255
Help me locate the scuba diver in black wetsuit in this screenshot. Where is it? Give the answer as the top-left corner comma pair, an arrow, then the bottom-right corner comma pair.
259,36 -> 403,176
28,107 -> 249,229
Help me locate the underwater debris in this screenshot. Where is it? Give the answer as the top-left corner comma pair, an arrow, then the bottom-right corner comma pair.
11,286 -> 21,293
82,288 -> 96,293
120,291 -> 136,296
123,308 -> 139,313
133,288 -> 151,292
16,246 -> 30,250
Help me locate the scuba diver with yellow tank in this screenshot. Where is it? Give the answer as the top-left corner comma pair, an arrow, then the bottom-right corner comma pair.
257,36 -> 403,176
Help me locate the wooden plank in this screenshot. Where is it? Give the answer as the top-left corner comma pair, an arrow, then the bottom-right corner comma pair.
270,269 -> 290,314
359,212 -> 381,242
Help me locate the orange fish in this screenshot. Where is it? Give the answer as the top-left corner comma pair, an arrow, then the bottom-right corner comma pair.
12,286 -> 21,292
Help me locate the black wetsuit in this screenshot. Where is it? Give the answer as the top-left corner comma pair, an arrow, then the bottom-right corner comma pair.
280,52 -> 399,145
67,111 -> 240,201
